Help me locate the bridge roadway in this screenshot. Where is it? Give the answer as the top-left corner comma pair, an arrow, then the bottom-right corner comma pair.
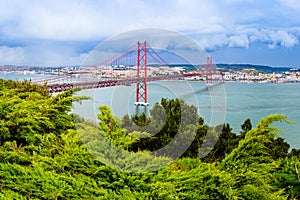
46,72 -> 222,93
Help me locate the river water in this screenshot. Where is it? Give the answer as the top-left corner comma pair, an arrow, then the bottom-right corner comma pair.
2,73 -> 300,149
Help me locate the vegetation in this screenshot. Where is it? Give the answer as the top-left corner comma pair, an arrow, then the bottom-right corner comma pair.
216,63 -> 296,73
1,78 -> 300,199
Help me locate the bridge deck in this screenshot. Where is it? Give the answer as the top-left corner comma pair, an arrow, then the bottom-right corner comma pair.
45,72 -> 223,93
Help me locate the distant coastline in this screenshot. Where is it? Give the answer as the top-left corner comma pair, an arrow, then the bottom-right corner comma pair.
1,63 -> 300,83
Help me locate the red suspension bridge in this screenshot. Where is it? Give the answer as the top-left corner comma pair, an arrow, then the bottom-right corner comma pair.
34,41 -> 224,106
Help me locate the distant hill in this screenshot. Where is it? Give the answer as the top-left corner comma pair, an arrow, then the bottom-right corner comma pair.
215,64 -> 299,73
167,64 -> 299,73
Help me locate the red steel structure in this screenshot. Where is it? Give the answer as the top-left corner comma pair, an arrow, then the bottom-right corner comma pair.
206,56 -> 213,84
36,42 -> 224,94
135,41 -> 149,106
45,72 -> 209,93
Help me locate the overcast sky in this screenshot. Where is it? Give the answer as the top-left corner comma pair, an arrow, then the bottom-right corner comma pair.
0,0 -> 300,67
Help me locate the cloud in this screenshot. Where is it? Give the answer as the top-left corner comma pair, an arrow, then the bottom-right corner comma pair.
224,0 -> 254,2
268,30 -> 298,48
0,1 -> 298,43
246,28 -> 298,48
0,44 -> 88,66
194,27 -> 299,51
194,33 -> 250,51
0,0 -> 299,65
0,0 -> 226,41
279,0 -> 300,10
228,34 -> 249,48
0,46 -> 25,64
0,1 -> 114,40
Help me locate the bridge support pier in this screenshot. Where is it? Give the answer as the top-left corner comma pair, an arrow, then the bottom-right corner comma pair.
206,56 -> 213,85
134,103 -> 149,116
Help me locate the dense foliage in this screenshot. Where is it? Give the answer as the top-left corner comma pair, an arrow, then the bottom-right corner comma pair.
1,78 -> 300,199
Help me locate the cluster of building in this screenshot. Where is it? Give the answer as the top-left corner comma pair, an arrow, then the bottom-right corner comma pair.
68,65 -> 184,79
222,68 -> 300,83
1,65 -> 300,83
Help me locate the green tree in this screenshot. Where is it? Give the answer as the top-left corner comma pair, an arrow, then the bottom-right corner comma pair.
203,123 -> 240,163
1,78 -> 299,199
221,114 -> 290,199
182,118 -> 208,158
127,98 -> 201,157
98,105 -> 136,149
240,118 -> 252,139
274,156 -> 300,199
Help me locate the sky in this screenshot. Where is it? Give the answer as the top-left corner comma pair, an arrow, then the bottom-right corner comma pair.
0,0 -> 300,67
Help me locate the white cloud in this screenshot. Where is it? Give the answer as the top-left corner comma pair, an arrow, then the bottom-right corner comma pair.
228,34 -> 249,48
195,34 -> 228,50
224,0 -> 254,3
0,46 -> 25,64
0,0 -> 227,40
0,0 -> 296,41
195,27 -> 299,51
0,0 -> 298,42
1,1 -> 114,40
0,0 -> 300,65
279,0 -> 300,10
0,45 -> 87,66
243,28 -> 299,48
247,28 -> 270,42
268,30 -> 298,48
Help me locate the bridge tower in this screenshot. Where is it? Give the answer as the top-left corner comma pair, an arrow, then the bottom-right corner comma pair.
135,41 -> 149,113
206,56 -> 213,84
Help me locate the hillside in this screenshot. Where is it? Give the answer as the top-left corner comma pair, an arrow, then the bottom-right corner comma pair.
215,64 -> 299,73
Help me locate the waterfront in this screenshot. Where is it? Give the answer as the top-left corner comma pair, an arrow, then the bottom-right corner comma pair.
2,73 -> 300,149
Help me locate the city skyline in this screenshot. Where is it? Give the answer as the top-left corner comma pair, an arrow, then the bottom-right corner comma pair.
0,0 -> 300,67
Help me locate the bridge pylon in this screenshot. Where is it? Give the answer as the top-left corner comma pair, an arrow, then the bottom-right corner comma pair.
206,56 -> 213,84
135,41 -> 149,114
